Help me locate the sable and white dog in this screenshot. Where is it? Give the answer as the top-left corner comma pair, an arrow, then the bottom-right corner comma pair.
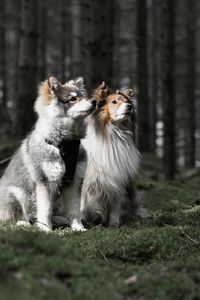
0,76 -> 95,231
81,82 -> 145,226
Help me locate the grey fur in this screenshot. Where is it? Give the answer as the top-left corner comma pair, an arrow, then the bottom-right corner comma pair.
0,76 -> 94,231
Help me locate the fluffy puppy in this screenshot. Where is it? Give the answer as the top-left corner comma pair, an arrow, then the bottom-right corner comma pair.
0,76 -> 95,231
81,82 -> 146,226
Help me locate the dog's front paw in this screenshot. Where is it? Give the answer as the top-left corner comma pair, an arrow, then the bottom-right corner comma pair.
17,220 -> 31,227
72,225 -> 87,232
108,222 -> 120,227
108,217 -> 120,227
36,222 -> 52,232
70,219 -> 87,232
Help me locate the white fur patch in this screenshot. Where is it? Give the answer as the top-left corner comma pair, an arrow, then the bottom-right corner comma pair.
36,183 -> 52,231
70,218 -> 87,231
82,123 -> 140,187
21,141 -> 37,181
9,186 -> 27,201
113,103 -> 133,122
17,220 -> 31,226
42,161 -> 64,182
67,99 -> 94,119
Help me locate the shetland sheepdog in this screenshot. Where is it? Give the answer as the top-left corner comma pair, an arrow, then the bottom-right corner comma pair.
81,82 -> 146,226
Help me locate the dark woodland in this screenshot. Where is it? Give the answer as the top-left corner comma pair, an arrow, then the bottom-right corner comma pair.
0,0 -> 199,179
2,1 -> 200,299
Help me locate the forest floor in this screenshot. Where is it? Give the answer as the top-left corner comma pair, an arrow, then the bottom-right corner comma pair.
1,152 -> 200,300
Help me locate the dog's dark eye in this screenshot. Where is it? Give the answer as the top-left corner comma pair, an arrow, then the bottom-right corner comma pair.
112,100 -> 117,104
68,96 -> 77,102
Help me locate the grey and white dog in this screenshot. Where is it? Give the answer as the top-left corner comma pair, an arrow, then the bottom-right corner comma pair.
0,76 -> 95,231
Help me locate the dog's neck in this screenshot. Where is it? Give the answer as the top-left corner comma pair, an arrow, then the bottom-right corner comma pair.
34,115 -> 87,146
83,121 -> 140,184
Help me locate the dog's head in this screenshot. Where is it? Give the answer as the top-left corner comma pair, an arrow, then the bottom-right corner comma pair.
93,81 -> 136,130
35,76 -> 96,119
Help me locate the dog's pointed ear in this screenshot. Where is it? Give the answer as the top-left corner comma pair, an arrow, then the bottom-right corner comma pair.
99,81 -> 107,90
122,88 -> 136,98
74,77 -> 87,97
96,81 -> 111,98
74,77 -> 84,88
48,76 -> 61,94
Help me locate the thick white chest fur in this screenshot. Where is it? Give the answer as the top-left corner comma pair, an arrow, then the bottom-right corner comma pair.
82,123 -> 140,188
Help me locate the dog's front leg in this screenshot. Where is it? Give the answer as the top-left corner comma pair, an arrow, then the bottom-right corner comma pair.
36,183 -> 52,232
109,199 -> 121,226
62,182 -> 86,231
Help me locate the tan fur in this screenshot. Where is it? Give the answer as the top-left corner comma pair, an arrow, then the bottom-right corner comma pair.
38,80 -> 54,104
95,90 -> 134,131
92,83 -> 111,103
99,107 -> 111,129
107,94 -> 131,105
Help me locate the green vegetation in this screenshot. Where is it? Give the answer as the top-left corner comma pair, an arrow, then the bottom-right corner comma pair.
1,177 -> 200,300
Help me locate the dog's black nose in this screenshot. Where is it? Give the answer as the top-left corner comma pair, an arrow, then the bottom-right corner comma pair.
127,104 -> 133,111
90,99 -> 97,107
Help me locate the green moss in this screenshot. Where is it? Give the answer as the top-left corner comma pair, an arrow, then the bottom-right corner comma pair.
1,178 -> 200,299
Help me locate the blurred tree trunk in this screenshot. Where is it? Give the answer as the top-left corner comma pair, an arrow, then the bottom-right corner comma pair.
175,0 -> 196,169
113,0 -> 137,89
16,0 -> 37,137
61,0 -> 72,82
137,0 -> 151,152
45,0 -> 62,79
0,0 -> 5,105
81,0 -> 114,91
184,0 -> 196,168
153,3 -> 164,158
162,0 -> 176,179
195,2 -> 200,164
4,0 -> 20,135
0,0 -> 6,136
36,0 -> 46,82
70,0 -> 83,79
147,0 -> 158,153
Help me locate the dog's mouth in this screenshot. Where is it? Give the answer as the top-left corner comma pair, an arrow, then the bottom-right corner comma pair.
80,107 -> 95,113
116,112 -> 132,117
123,112 -> 131,115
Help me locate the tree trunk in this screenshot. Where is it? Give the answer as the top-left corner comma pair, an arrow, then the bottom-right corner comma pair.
45,0 -> 63,79
147,0 -> 158,153
70,0 -> 83,79
4,0 -> 20,135
113,0 -> 137,89
61,0 -> 72,82
81,0 -> 114,91
162,0 -> 176,179
0,0 -> 6,137
184,0 -> 196,168
0,0 -> 4,103
136,0 -> 151,152
17,0 -> 37,137
36,0 -> 46,82
0,0 -> 4,105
